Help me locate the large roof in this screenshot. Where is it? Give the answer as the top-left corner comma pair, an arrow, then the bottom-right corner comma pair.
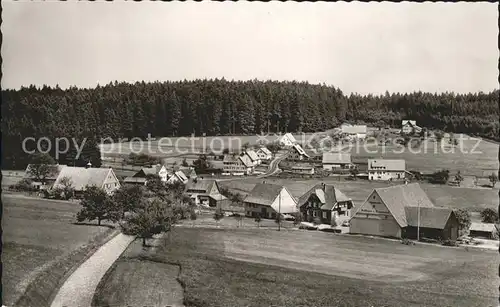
469,222 -> 496,233
404,207 -> 454,229
341,125 -> 367,134
123,177 -> 147,184
185,179 -> 217,194
239,154 -> 254,167
244,183 -> 297,213
258,147 -> 272,155
368,159 -> 406,171
245,150 -> 259,162
297,183 -> 351,210
53,167 -> 114,191
322,152 -> 352,164
281,133 -> 297,143
24,164 -> 66,180
174,171 -> 188,182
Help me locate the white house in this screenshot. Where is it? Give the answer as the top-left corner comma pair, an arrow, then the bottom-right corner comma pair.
256,147 -> 273,161
401,120 -> 422,135
244,183 -> 298,218
341,124 -> 367,140
322,152 -> 352,170
288,144 -> 310,161
279,133 -> 297,147
222,154 -> 254,175
166,170 -> 189,185
52,166 -> 121,195
368,159 -> 406,181
245,149 -> 261,166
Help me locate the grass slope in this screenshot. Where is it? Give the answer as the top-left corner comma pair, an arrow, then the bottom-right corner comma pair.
93,228 -> 497,307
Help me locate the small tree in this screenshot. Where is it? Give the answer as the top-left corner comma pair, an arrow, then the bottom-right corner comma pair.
26,152 -> 58,187
430,169 -> 450,184
480,208 -> 498,223
181,158 -> 189,167
54,176 -> 75,200
145,174 -> 165,196
489,173 -> 498,188
454,209 -> 471,237
76,187 -> 121,226
213,210 -> 224,227
190,210 -> 197,227
113,185 -> 145,216
454,171 -> 464,186
349,168 -> 359,180
254,213 -> 262,228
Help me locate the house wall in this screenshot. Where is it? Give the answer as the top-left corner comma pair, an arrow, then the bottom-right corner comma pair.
349,192 -> 402,238
368,171 -> 405,181
245,203 -> 277,219
102,171 -> 121,194
272,189 -> 298,214
223,161 -> 252,174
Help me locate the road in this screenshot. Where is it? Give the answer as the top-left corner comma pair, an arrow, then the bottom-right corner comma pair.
217,152 -> 288,182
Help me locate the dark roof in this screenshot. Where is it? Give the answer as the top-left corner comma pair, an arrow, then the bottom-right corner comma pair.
244,183 -> 283,206
404,207 -> 454,229
185,179 -> 217,193
124,177 -> 147,184
298,183 -> 351,210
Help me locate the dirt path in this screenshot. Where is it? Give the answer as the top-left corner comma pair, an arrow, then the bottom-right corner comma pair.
50,233 -> 135,307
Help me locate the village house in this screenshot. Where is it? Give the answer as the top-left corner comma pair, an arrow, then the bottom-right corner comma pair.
349,183 -> 459,241
24,164 -> 67,190
298,183 -> 353,225
401,120 -> 422,135
368,159 -> 406,181
222,154 -> 254,175
341,124 -> 367,140
322,152 -> 353,171
166,170 -> 189,185
290,165 -> 315,176
244,183 -> 298,219
287,144 -> 310,161
184,179 -> 228,208
124,165 -> 164,185
469,222 -> 497,239
176,166 -> 197,180
279,133 -> 297,147
52,166 -> 121,196
256,147 -> 273,162
245,149 -> 261,166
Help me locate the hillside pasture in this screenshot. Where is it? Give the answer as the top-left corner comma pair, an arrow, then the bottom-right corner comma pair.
93,228 -> 497,307
2,194 -> 115,306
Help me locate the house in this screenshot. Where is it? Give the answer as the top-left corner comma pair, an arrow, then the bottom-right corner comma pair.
52,166 -> 121,196
222,154 -> 254,175
288,144 -> 310,161
244,183 -> 298,219
368,159 -> 406,181
166,170 -> 189,185
469,222 -> 497,239
279,133 -> 297,147
205,152 -> 225,161
176,166 -> 197,180
245,149 -> 261,166
24,164 -> 67,190
124,165 -> 164,185
123,177 -> 147,186
184,179 -> 228,208
349,183 -> 459,241
256,147 -> 273,161
322,152 -> 353,170
290,165 -> 315,176
401,120 -> 422,135
341,124 -> 367,139
298,183 -> 353,225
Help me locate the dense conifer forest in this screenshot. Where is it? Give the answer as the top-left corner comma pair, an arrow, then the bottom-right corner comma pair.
2,79 -> 498,169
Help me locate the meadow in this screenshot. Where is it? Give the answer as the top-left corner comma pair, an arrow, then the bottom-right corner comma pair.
93,228 -> 497,307
2,194 -> 116,306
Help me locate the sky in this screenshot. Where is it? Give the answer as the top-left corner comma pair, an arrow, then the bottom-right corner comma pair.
1,2 -> 498,95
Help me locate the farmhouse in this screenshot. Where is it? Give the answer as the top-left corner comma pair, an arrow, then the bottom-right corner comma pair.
322,152 -> 352,170
368,159 -> 406,181
469,222 -> 496,239
298,183 -> 353,225
288,144 -> 310,161
245,149 -> 261,166
350,183 -> 459,241
279,133 -> 297,147
290,165 -> 315,175
244,183 -> 298,219
52,166 -> 121,196
341,124 -> 367,139
401,120 -> 422,135
124,165 -> 166,185
222,154 -> 254,175
184,179 -> 228,208
256,147 -> 273,161
176,166 -> 197,180
166,170 -> 189,185
24,164 -> 67,190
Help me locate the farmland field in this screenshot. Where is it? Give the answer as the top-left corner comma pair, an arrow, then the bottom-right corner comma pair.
219,177 -> 499,212
2,194 -> 115,306
93,228 -> 497,307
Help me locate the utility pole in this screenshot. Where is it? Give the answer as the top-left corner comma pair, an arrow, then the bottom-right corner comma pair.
417,200 -> 421,241
278,190 -> 281,231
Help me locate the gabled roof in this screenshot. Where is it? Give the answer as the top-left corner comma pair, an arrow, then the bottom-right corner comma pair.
258,147 -> 272,155
245,150 -> 259,162
185,179 -> 218,194
239,154 -> 254,168
280,133 -> 297,143
402,120 -> 417,127
133,166 -> 160,178
53,167 -> 115,191
368,159 -> 406,171
174,171 -> 188,182
405,207 -> 454,230
297,183 -> 352,210
244,183 -> 297,213
469,222 -> 496,233
292,144 -> 310,158
24,164 -> 66,180
322,152 -> 352,164
341,125 -> 367,134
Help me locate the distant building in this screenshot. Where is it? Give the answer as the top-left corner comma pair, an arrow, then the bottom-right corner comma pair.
469,222 -> 497,239
256,147 -> 273,161
288,144 -> 310,161
184,179 -> 228,208
24,164 -> 66,190
166,170 -> 189,185
222,154 -> 254,175
124,166 -> 164,185
368,159 -> 406,181
401,120 -> 422,134
245,149 -> 261,166
322,152 -> 353,170
244,183 -> 298,219
298,183 -> 353,225
52,166 -> 121,196
290,165 -> 315,175
279,133 -> 297,147
350,183 -> 459,240
341,124 -> 367,139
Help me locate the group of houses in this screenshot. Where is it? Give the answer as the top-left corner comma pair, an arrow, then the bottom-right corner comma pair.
218,147 -> 273,175
123,164 -> 197,186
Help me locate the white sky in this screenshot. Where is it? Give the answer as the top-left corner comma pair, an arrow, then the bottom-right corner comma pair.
1,2 -> 498,94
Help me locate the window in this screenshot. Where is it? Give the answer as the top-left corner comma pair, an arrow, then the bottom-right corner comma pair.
322,211 -> 327,219
313,211 -> 317,217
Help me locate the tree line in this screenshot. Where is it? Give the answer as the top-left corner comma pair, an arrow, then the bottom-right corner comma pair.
2,79 -> 498,169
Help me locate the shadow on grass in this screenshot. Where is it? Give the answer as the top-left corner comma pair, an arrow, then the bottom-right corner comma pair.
72,222 -> 116,229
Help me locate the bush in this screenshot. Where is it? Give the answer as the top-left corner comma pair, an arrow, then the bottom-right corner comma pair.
480,208 -> 498,223
9,179 -> 37,192
441,240 -> 458,247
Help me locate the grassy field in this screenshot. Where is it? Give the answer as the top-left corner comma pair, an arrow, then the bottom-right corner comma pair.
219,177 -> 499,214
2,194 -> 115,306
93,228 -> 497,307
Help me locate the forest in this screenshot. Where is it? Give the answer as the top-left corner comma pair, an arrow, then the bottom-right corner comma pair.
2,79 -> 498,169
